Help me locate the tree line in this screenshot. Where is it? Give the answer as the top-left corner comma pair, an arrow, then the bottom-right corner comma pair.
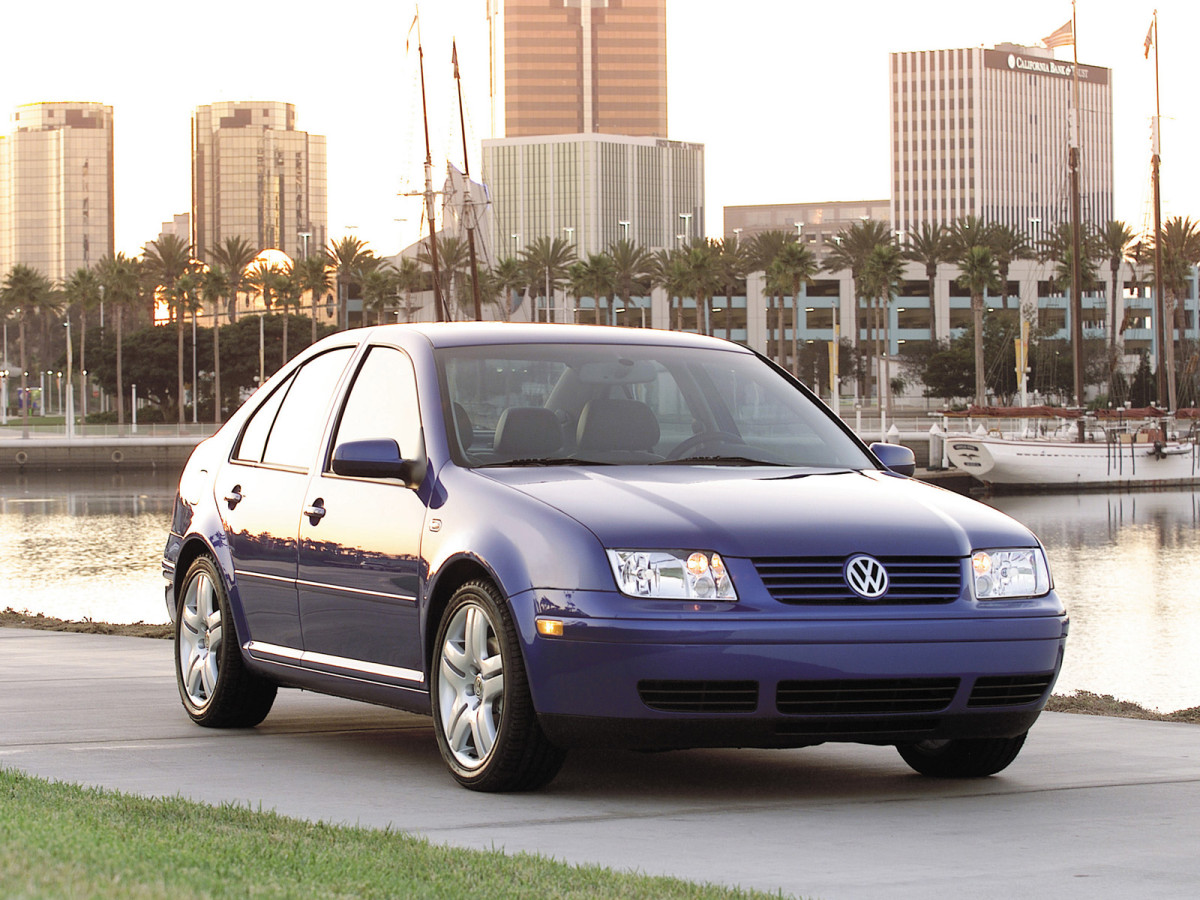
4,212 -> 1199,428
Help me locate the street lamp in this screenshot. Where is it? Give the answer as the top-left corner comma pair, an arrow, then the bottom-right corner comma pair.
298,231 -> 312,260
63,318 -> 74,438
619,220 -> 631,241
563,226 -> 575,244
678,213 -> 693,244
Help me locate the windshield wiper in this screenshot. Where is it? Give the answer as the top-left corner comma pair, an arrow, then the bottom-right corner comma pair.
652,455 -> 791,467
478,456 -> 615,467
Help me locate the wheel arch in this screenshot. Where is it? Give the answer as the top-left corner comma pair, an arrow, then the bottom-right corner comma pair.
423,554 -> 505,677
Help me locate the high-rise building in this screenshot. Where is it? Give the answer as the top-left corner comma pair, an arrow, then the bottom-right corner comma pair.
504,0 -> 667,138
0,102 -> 114,283
890,44 -> 1113,239
191,101 -> 327,263
482,132 -> 703,258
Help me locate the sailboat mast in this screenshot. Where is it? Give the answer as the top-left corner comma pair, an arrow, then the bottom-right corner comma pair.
1150,10 -> 1170,408
453,41 -> 484,322
1068,0 -> 1085,423
416,11 -> 448,322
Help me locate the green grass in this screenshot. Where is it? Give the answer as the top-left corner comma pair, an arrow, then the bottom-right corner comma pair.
0,769 -> 793,900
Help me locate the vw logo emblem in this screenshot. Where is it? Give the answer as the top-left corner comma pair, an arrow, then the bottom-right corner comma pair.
845,554 -> 889,599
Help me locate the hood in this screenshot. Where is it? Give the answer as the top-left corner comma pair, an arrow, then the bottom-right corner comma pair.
478,466 -> 1037,558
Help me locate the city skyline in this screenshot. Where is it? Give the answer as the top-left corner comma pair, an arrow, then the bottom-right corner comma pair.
1,0 -> 1194,261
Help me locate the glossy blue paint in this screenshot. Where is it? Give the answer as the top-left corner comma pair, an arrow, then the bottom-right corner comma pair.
165,323 -> 1067,760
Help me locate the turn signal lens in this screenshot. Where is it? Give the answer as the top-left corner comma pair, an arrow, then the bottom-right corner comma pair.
536,618 -> 564,637
971,548 -> 1051,599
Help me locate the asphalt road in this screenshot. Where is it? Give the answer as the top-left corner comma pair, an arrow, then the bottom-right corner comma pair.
2,628 -> 1198,900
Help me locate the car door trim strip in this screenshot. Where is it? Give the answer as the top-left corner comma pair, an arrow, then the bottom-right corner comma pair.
247,641 -> 424,683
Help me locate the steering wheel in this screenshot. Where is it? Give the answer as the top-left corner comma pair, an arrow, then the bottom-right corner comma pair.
667,430 -> 747,460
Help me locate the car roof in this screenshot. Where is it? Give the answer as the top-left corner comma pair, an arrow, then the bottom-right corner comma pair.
350,322 -> 753,353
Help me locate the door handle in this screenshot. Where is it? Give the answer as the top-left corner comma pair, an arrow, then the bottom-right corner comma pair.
224,486 -> 244,509
304,500 -> 326,525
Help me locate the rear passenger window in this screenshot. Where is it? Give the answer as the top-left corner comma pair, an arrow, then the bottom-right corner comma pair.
234,348 -> 353,468
263,348 -> 354,468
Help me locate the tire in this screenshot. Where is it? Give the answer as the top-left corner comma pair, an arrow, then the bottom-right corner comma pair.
897,733 -> 1027,778
175,555 -> 276,728
432,580 -> 566,792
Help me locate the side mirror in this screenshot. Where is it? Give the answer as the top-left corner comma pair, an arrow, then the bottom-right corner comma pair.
869,441 -> 916,477
332,436 -> 427,489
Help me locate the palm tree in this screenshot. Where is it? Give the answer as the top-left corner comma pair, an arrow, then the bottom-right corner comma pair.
360,263 -> 399,326
715,235 -> 751,340
273,265 -> 305,362
1155,216 -> 1200,409
1101,221 -> 1136,397
902,223 -> 953,340
824,219 -> 893,389
1,265 -> 56,437
144,234 -> 197,423
680,240 -> 722,337
750,230 -> 794,359
948,216 -> 992,259
489,257 -> 525,323
768,241 -> 818,375
96,253 -> 140,426
650,248 -> 690,331
198,265 -> 231,423
395,257 -> 425,322
520,237 -> 576,323
567,254 -> 617,325
608,240 -> 653,329
327,236 -> 374,329
169,272 -> 202,422
956,245 -> 1001,406
292,255 -> 332,342
61,267 -> 103,418
208,236 -> 259,325
987,224 -> 1031,311
859,242 -> 905,416
421,237 -> 469,319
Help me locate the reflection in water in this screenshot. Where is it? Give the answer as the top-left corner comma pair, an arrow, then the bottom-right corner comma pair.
0,471 -> 175,625
989,490 -> 1200,713
2,472 -> 1198,712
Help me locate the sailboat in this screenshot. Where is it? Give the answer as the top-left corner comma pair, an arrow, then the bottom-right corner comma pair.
944,9 -> 1200,490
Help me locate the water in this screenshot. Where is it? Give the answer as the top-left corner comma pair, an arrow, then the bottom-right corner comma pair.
2,472 -> 1197,712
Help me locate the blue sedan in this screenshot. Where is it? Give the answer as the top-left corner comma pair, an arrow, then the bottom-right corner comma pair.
163,323 -> 1066,791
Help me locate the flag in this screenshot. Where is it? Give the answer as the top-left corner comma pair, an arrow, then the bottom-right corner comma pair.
1144,20 -> 1155,59
405,12 -> 419,53
1043,19 -> 1074,49
452,40 -> 460,78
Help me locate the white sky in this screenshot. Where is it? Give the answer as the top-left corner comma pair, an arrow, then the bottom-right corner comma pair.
2,0 -> 1194,257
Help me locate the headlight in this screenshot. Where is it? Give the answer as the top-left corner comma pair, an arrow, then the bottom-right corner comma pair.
607,549 -> 738,601
971,547 -> 1051,599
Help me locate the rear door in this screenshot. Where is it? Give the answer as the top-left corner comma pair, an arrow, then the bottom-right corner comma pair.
216,347 -> 354,650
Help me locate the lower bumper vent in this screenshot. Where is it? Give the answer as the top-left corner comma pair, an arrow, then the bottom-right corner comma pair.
968,674 -> 1055,707
777,678 -> 960,715
638,679 -> 759,713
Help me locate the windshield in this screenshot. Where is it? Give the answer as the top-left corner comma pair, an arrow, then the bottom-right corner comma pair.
437,342 -> 871,469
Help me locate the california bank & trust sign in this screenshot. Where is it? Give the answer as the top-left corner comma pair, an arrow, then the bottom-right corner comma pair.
982,49 -> 1110,85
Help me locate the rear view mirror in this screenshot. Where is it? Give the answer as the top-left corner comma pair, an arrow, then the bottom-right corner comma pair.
332,437 -> 427,488
869,442 -> 916,477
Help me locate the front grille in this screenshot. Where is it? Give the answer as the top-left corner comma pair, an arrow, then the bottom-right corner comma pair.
753,556 -> 962,604
968,674 -> 1055,707
638,680 -> 759,713
777,678 -> 960,715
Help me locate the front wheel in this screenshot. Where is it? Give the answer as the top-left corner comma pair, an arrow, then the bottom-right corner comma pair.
432,580 -> 565,791
896,733 -> 1027,778
175,555 -> 276,728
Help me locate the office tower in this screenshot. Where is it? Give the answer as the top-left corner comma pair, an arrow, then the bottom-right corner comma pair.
0,102 -> 114,283
504,0 -> 667,138
890,44 -> 1113,238
191,101 -> 327,263
482,132 -> 703,257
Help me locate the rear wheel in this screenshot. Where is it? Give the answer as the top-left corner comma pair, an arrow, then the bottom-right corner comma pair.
175,555 -> 276,728
897,734 -> 1027,778
432,580 -> 565,791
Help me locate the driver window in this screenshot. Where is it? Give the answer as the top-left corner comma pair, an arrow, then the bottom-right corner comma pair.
333,346 -> 422,463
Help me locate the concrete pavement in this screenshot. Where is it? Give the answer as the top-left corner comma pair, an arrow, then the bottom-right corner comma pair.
2,627 -> 1198,900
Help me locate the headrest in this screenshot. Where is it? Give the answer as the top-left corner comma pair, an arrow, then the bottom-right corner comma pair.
577,399 -> 660,453
493,407 -> 563,458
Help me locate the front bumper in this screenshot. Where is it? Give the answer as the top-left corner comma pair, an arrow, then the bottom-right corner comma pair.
515,589 -> 1068,749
